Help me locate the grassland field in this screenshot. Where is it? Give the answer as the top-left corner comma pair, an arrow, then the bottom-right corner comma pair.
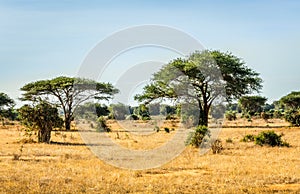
0,118 -> 299,193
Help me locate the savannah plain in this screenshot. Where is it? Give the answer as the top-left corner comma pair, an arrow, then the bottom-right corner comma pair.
0,118 -> 299,194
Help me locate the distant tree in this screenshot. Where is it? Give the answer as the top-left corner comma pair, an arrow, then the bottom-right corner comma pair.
238,96 -> 267,116
18,101 -> 63,143
0,92 -> 15,124
148,103 -> 160,115
76,102 -> 110,118
109,103 -> 130,120
135,50 -> 262,126
159,104 -> 177,116
133,104 -> 150,120
95,103 -> 110,117
279,91 -> 300,110
279,91 -> 300,126
20,76 -> 118,130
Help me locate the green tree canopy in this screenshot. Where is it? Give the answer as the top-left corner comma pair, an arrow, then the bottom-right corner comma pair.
279,91 -> 300,110
20,76 -> 118,130
18,101 -> 63,143
0,92 -> 15,122
238,96 -> 267,116
0,92 -> 14,110
135,50 -> 262,126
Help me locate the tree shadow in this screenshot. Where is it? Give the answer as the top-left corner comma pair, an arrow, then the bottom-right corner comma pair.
50,141 -> 104,146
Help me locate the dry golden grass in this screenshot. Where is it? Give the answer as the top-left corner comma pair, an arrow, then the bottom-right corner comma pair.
0,119 -> 300,193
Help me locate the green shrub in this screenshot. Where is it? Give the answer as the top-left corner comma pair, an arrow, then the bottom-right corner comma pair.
166,114 -> 176,120
125,114 -> 139,120
185,125 -> 210,147
241,134 -> 255,142
284,109 -> 300,126
273,109 -> 284,119
97,116 -> 111,132
255,131 -> 289,147
164,127 -> 170,133
261,112 -> 270,120
242,131 -> 289,147
225,111 -> 237,121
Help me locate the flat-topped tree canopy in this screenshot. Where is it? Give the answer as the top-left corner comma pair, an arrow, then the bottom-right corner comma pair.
135,50 -> 263,126
20,76 -> 119,130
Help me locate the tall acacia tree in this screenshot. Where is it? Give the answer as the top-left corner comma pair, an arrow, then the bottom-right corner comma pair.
135,50 -> 262,126
20,76 -> 118,130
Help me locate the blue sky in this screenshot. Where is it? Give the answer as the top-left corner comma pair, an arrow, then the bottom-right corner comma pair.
0,0 -> 300,106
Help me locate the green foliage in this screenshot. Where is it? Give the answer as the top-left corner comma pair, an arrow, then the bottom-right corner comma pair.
165,114 -> 177,120
0,93 -> 16,124
164,127 -> 170,133
238,96 -> 267,116
76,103 -> 109,119
0,92 -> 14,109
261,111 -> 271,121
97,116 -> 111,132
18,101 -> 63,143
284,109 -> 300,126
185,125 -> 210,147
20,76 -> 118,130
279,91 -> 300,126
255,131 -> 289,147
241,134 -> 255,142
160,104 -> 177,116
133,104 -> 151,120
225,110 -> 237,121
135,50 -> 262,126
125,114 -> 139,120
242,131 -> 289,147
279,91 -> 300,110
109,103 -> 130,120
95,104 -> 110,117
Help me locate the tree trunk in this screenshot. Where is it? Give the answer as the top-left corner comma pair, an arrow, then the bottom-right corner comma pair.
65,112 -> 72,131
198,109 -> 209,126
65,118 -> 71,131
38,126 -> 51,143
197,99 -> 209,127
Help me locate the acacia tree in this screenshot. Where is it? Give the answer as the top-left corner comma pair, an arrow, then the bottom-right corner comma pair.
279,91 -> 300,126
135,50 -> 262,126
279,91 -> 300,110
18,101 -> 63,143
0,92 -> 15,124
238,96 -> 267,116
20,76 -> 118,130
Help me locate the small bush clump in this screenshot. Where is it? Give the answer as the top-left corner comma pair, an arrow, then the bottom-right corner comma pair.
185,125 -> 209,147
255,131 -> 290,147
225,111 -> 237,121
164,127 -> 170,133
125,114 -> 139,120
241,134 -> 255,142
211,139 -> 223,154
241,131 -> 290,147
284,109 -> 300,126
97,116 -> 111,132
